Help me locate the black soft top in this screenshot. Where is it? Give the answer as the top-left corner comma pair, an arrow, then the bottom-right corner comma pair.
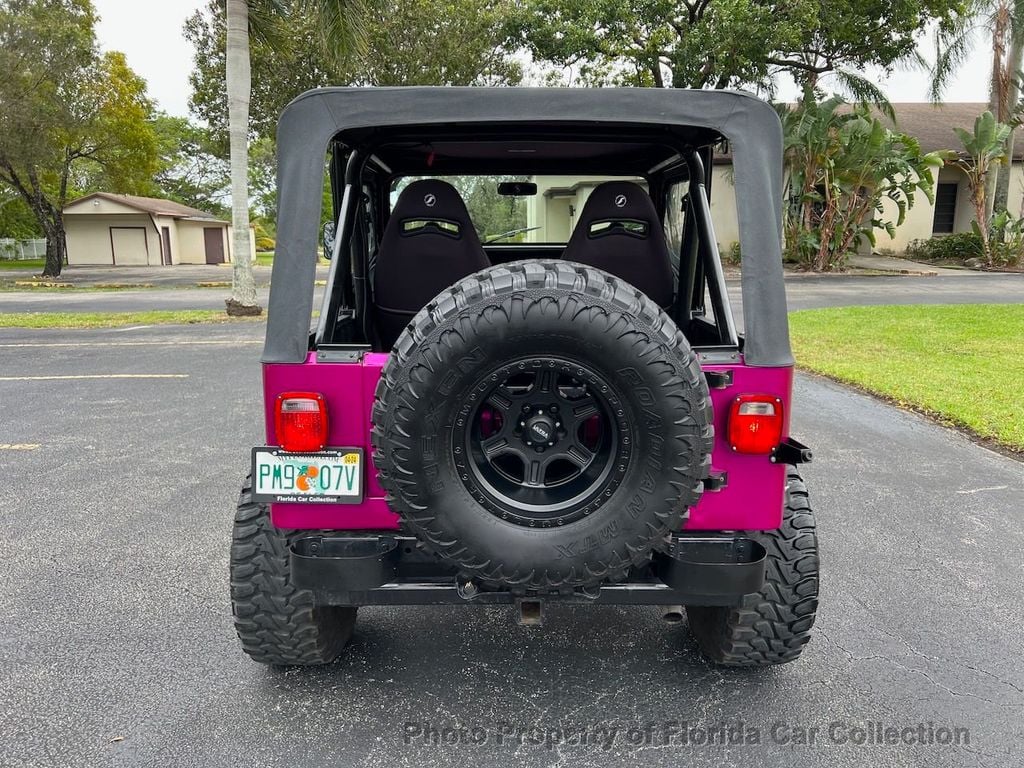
265,87 -> 792,367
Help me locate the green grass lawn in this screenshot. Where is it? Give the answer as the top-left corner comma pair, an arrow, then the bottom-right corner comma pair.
789,304 -> 1024,451
0,310 -> 263,329
0,258 -> 46,270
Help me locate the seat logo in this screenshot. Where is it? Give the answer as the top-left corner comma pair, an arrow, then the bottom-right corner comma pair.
424,193 -> 437,207
614,194 -> 628,208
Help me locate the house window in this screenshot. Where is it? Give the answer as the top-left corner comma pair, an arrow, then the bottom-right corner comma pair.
933,183 -> 958,233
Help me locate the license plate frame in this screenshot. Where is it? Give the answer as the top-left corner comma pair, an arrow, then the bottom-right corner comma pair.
251,447 -> 364,504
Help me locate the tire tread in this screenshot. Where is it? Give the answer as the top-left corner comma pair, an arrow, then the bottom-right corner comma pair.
230,477 -> 356,666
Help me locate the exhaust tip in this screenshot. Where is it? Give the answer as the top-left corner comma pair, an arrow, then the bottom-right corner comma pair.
660,605 -> 684,625
517,599 -> 543,627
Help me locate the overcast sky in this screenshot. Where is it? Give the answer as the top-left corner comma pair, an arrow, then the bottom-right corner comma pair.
92,0 -> 992,118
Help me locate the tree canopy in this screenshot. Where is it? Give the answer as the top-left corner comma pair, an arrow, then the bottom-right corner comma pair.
185,0 -> 521,147
0,0 -> 157,275
514,0 -> 960,98
151,113 -> 230,218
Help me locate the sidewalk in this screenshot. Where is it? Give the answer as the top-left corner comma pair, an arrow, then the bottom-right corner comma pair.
7,263 -> 329,288
847,253 -> 969,276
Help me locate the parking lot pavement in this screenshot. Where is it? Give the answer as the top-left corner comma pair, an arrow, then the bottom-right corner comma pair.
1,324 -> 1022,768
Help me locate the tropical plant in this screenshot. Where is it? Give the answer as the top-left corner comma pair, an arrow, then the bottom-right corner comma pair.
781,97 -> 947,271
931,0 -> 1024,217
988,208 -> 1024,263
950,110 -> 1012,264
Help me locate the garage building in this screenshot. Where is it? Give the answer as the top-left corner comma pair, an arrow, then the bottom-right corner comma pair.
63,193 -> 250,266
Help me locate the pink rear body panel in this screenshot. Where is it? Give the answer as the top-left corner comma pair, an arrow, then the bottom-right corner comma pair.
264,354 -> 792,531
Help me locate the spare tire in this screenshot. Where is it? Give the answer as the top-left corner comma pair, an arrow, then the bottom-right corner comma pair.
371,260 -> 713,592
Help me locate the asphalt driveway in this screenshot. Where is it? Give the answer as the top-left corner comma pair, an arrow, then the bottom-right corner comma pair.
1,322 -> 1021,768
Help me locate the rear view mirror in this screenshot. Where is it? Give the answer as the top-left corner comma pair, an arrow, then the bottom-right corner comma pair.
497,181 -> 537,197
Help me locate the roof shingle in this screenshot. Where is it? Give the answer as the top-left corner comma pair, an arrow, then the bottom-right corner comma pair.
67,192 -> 225,220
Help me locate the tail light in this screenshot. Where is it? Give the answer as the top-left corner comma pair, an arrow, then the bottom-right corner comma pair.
274,392 -> 328,452
728,394 -> 783,454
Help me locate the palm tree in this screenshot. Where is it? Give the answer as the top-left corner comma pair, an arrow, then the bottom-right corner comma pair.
930,0 -> 1024,218
225,0 -> 366,315
953,111 -> 1012,264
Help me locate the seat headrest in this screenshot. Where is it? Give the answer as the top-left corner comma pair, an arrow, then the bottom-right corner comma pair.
390,179 -> 477,236
578,181 -> 660,224
562,180 -> 674,308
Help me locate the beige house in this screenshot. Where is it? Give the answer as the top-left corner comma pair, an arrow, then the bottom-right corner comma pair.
63,193 -> 249,266
712,102 -> 1024,254
525,172 -> 736,247
528,104 -> 1020,256
526,176 -> 631,241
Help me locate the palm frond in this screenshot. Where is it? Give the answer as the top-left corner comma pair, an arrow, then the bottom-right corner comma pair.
310,0 -> 372,65
247,0 -> 290,46
930,4 -> 985,101
831,69 -> 895,121
246,0 -> 371,67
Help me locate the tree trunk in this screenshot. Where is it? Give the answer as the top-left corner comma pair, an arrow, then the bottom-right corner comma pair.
986,3 -> 1015,220
984,162 -> 1000,220
225,0 -> 259,314
969,169 -> 994,265
38,205 -> 64,278
983,78 -> 1000,220
993,27 -> 1024,217
42,225 -> 62,277
994,129 -> 1017,214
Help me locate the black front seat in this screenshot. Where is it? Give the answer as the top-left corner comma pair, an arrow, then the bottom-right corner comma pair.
373,179 -> 490,347
560,181 -> 674,308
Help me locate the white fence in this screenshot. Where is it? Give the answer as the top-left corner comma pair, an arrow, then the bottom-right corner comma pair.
0,238 -> 47,260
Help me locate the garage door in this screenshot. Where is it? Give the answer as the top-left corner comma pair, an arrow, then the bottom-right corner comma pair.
110,227 -> 149,265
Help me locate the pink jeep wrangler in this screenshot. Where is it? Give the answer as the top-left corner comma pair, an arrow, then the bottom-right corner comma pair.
232,87 -> 818,667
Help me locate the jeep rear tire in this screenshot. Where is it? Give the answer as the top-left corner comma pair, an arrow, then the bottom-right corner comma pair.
230,477 -> 357,666
372,260 -> 713,593
686,467 -> 819,666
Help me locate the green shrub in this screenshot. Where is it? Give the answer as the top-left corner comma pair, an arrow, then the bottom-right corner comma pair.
255,235 -> 276,252
721,241 -> 741,266
904,233 -> 985,262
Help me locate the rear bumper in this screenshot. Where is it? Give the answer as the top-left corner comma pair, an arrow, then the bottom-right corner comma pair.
290,533 -> 765,606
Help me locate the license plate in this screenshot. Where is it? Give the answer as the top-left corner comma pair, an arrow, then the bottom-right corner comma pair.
251,448 -> 364,504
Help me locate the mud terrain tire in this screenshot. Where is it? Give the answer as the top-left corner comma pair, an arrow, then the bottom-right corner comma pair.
686,467 -> 819,666
230,477 -> 357,665
372,260 -> 713,593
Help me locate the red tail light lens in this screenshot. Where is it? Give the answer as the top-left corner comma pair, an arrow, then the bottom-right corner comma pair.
275,392 -> 328,453
728,394 -> 784,454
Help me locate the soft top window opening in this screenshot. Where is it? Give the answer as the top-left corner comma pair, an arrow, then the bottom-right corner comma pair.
266,87 -> 790,368
322,146 -> 738,348
388,173 -> 651,246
